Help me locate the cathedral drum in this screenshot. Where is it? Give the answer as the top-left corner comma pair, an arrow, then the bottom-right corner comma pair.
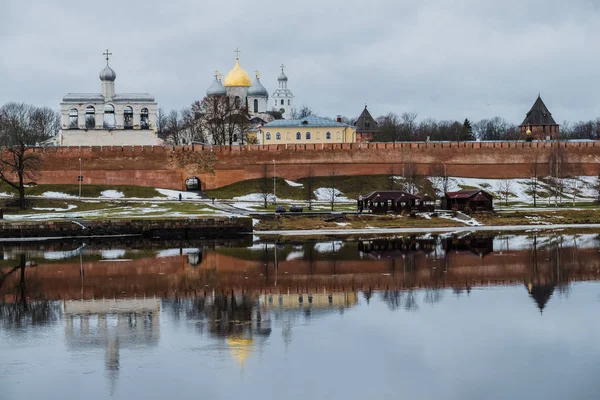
185,176 -> 200,191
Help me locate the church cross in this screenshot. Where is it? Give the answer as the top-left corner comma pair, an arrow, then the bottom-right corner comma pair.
255,70 -> 260,78
103,49 -> 112,62
280,63 -> 285,71
234,47 -> 241,59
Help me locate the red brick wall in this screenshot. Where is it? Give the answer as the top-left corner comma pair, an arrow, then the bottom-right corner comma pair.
28,141 -> 600,190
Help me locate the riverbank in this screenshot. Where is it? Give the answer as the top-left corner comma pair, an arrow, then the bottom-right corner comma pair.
0,217 -> 252,240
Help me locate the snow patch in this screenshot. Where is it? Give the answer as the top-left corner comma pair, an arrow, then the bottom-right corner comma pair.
314,241 -> 344,253
314,188 -> 349,202
101,249 -> 127,259
286,251 -> 304,260
156,189 -> 199,199
100,190 -> 125,199
42,191 -> 77,199
285,180 -> 303,187
33,204 -> 77,212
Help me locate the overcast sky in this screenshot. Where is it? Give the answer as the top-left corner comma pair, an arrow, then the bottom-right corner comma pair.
1,0 -> 599,124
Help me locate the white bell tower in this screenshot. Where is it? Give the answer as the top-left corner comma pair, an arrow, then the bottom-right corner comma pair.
272,64 -> 294,119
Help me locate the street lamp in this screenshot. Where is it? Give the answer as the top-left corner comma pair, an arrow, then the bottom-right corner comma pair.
78,158 -> 82,199
273,159 -> 276,204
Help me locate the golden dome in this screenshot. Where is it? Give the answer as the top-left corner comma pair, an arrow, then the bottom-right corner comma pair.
224,57 -> 252,87
227,337 -> 254,366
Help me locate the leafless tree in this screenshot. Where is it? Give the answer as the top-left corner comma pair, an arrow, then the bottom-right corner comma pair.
403,161 -> 420,194
162,109 -> 187,145
387,165 -> 398,190
0,103 -> 49,209
198,95 -> 228,145
497,177 -> 513,206
258,163 -> 271,209
327,169 -> 338,211
290,105 -> 313,119
527,150 -> 541,207
305,166 -> 314,210
30,106 -> 60,141
547,144 -> 568,205
429,161 -> 450,199
593,170 -> 600,204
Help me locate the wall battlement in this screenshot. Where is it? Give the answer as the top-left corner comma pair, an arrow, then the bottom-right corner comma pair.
24,141 -> 600,191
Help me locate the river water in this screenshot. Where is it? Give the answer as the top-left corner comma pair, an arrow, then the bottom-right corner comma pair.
1,232 -> 600,399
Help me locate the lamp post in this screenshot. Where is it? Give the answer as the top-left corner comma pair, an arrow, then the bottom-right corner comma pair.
78,158 -> 82,199
273,159 -> 276,204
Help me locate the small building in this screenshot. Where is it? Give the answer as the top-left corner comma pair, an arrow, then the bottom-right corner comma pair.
443,190 -> 493,212
357,191 -> 435,213
518,95 -> 559,140
258,115 -> 356,145
354,105 -> 380,143
56,51 -> 161,146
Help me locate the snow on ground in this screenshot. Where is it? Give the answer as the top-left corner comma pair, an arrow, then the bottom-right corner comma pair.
335,222 -> 350,226
234,193 -> 274,202
286,251 -> 304,261
0,193 -> 12,198
314,188 -> 350,202
33,204 -> 77,212
438,212 -> 481,226
156,248 -> 200,258
285,180 -> 303,187
101,249 -> 127,259
450,176 -> 598,204
42,191 -> 78,199
156,189 -> 200,200
314,241 -> 344,253
100,190 -> 125,199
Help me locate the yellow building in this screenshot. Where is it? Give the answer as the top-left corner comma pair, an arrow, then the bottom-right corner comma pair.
258,115 -> 356,144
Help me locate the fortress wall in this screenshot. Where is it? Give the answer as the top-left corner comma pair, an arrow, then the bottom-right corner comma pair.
29,142 -> 600,190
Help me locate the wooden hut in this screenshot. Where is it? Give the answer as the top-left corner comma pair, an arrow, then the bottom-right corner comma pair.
357,191 -> 435,213
443,190 -> 493,212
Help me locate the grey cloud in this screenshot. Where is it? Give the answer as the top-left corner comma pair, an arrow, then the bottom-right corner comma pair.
1,0 -> 599,124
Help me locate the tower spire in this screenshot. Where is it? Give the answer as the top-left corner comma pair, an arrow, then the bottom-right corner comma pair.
234,47 -> 241,60
103,49 -> 112,64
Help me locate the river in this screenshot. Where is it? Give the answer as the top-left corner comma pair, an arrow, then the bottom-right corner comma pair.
1,232 -> 599,399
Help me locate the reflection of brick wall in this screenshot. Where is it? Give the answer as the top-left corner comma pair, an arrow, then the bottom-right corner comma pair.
27,142 -> 600,190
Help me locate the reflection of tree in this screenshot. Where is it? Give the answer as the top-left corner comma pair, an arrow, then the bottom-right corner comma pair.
381,290 -> 404,311
424,288 -> 443,305
0,254 -> 61,328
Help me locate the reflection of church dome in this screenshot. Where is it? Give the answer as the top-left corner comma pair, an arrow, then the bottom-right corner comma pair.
206,75 -> 226,96
227,337 -> 254,366
224,58 -> 251,87
248,76 -> 268,97
99,64 -> 116,82
527,283 -> 555,313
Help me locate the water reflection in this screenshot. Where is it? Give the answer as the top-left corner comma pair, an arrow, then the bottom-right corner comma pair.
1,232 -> 600,399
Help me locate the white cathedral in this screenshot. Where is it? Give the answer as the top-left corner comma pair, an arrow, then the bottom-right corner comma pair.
54,51 -> 162,146
205,53 -> 294,120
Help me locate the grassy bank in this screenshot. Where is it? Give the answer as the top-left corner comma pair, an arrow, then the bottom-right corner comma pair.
0,184 -> 166,199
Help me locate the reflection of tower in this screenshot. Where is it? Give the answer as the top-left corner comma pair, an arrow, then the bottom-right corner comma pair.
105,336 -> 119,396
227,337 -> 254,367
527,283 -> 555,313
63,299 -> 160,397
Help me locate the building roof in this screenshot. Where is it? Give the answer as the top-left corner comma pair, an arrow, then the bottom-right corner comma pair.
354,106 -> 380,133
520,95 -> 558,126
445,189 -> 492,200
62,93 -> 155,104
248,76 -> 268,97
206,76 -> 227,96
359,191 -> 421,202
224,57 -> 251,87
263,115 -> 348,128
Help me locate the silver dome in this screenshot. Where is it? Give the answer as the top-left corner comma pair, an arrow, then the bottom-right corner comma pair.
206,77 -> 226,96
248,77 -> 268,97
99,64 -> 116,82
278,70 -> 288,81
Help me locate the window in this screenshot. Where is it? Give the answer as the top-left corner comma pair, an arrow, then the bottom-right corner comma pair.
140,108 -> 149,129
103,104 -> 115,129
296,132 -> 301,140
233,134 -> 238,142
253,99 -> 258,113
316,132 -> 321,140
281,99 -> 284,105
336,131 -> 341,139
234,96 -> 241,108
69,108 -> 78,129
276,132 -> 281,140
85,106 -> 95,129
306,132 -> 311,140
266,133 -> 271,140
124,106 -> 133,129
326,131 -> 331,140
288,100 -> 290,105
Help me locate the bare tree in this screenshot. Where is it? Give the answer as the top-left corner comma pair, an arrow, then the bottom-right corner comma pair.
387,165 -> 397,190
258,163 -> 271,209
327,169 -> 338,211
290,105 -> 313,119
0,103 -> 48,209
403,161 -> 420,194
429,161 -> 450,199
198,95 -> 228,145
30,106 -> 60,141
547,144 -> 568,205
593,170 -> 600,204
305,166 -> 314,210
527,150 -> 541,207
497,177 -> 513,206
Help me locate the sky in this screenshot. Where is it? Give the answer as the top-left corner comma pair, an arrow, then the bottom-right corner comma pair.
1,0 -> 599,124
